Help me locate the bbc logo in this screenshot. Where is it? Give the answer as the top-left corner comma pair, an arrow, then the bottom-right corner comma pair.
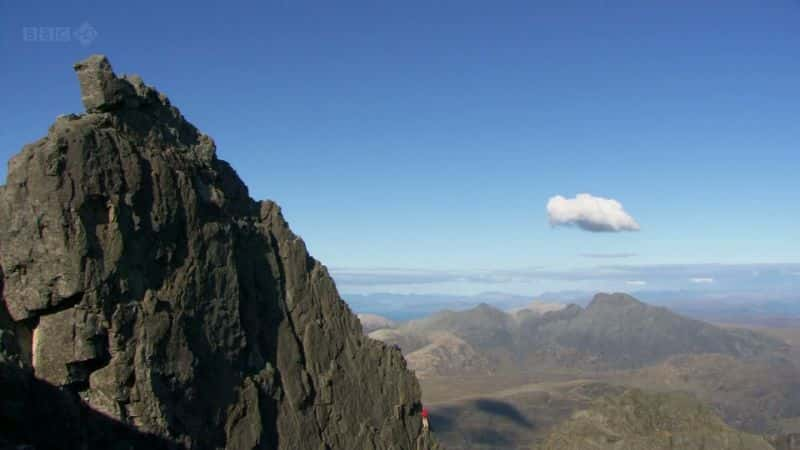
22,22 -> 97,46
23,27 -> 71,42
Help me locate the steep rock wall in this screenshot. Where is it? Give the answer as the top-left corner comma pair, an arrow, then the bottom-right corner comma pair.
0,55 -> 437,450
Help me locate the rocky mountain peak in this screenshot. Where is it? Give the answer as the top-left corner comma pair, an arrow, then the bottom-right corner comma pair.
0,55 -> 438,449
473,302 -> 499,313
74,54 -> 135,112
587,292 -> 644,309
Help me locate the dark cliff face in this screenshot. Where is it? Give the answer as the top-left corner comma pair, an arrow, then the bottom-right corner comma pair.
0,55 -> 437,450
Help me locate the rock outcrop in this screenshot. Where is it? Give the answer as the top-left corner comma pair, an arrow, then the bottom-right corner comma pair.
403,332 -> 491,378
357,313 -> 396,333
0,55 -> 438,450
536,389 -> 775,450
770,433 -> 800,450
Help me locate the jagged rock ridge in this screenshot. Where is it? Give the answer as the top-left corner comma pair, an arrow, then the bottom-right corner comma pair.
0,55 -> 437,450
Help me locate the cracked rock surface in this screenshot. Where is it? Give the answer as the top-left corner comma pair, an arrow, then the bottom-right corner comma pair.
0,55 -> 439,450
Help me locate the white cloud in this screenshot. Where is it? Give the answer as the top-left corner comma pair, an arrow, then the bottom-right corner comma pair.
547,193 -> 640,232
689,277 -> 714,284
626,280 -> 647,286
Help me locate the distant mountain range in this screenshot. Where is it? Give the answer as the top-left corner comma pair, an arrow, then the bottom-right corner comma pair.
345,292 -> 534,321
366,292 -> 800,447
344,290 -> 800,325
370,293 -> 787,375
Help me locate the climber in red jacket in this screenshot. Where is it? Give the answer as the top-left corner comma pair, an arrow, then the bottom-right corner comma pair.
421,408 -> 430,431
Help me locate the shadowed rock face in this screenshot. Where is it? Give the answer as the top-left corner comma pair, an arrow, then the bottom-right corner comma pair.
0,55 -> 438,450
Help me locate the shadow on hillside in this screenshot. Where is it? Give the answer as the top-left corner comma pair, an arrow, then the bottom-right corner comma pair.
430,398 -> 535,448
0,360 -> 179,450
473,399 -> 533,427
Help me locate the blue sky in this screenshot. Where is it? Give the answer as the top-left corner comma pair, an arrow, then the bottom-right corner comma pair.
2,0 -> 799,296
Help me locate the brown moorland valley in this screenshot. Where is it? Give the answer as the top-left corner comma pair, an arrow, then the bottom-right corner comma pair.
366,293 -> 800,449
